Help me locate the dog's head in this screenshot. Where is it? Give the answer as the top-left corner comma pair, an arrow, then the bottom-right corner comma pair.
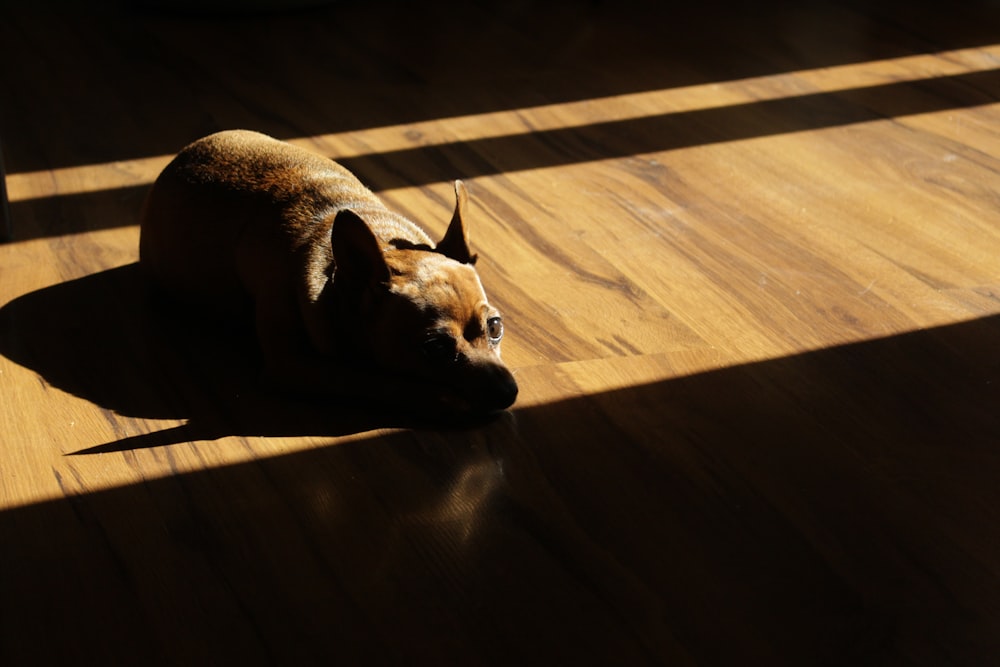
329,182 -> 518,413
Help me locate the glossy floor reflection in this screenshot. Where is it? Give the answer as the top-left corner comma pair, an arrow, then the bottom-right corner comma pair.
4,0 -> 1000,664
4,314 -> 1000,663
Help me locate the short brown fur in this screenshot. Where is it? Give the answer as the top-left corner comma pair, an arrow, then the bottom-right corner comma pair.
140,130 -> 517,414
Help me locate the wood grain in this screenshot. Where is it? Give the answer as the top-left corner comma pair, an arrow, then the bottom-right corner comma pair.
3,0 -> 1000,664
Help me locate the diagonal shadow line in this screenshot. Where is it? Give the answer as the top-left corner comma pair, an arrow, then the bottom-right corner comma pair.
2,313 -> 999,663
4,0 -> 1000,176
336,67 -> 1000,189
6,67 -> 1000,241
0,135 -> 11,242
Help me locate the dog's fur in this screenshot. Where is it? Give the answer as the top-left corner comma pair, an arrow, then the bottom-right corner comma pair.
139,130 -> 517,414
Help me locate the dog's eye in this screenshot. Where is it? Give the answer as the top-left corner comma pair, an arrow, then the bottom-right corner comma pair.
486,316 -> 504,344
423,334 -> 457,362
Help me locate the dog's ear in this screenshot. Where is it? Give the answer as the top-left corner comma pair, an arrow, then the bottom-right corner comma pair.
330,209 -> 391,288
435,180 -> 478,265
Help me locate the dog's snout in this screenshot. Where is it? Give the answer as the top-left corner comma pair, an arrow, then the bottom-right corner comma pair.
478,364 -> 518,411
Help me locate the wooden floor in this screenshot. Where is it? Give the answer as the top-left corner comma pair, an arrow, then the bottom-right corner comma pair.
3,0 -> 1000,663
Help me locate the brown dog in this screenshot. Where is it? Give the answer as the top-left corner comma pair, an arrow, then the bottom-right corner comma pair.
139,130 -> 517,414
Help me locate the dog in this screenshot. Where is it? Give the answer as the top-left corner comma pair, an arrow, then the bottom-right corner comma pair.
139,129 -> 517,415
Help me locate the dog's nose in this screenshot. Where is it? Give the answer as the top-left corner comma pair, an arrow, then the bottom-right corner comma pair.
474,364 -> 518,412
494,370 -> 519,409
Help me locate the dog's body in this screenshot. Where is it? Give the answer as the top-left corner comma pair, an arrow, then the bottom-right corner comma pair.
140,130 -> 517,413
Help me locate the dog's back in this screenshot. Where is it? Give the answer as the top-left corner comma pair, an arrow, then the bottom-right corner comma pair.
140,129 -> 432,303
139,130 -> 517,413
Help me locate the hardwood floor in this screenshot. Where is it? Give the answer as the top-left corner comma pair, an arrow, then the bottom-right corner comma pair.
3,0 -> 1000,664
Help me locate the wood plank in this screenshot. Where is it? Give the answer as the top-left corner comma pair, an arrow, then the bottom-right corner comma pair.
3,0 -> 1000,664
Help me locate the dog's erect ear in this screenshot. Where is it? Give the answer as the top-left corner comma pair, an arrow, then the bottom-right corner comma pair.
330,209 -> 391,288
435,180 -> 478,265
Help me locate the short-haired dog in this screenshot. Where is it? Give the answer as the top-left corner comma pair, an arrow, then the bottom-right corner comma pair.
140,130 -> 517,415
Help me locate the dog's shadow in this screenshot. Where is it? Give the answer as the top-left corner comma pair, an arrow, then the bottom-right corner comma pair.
0,263 -> 443,454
